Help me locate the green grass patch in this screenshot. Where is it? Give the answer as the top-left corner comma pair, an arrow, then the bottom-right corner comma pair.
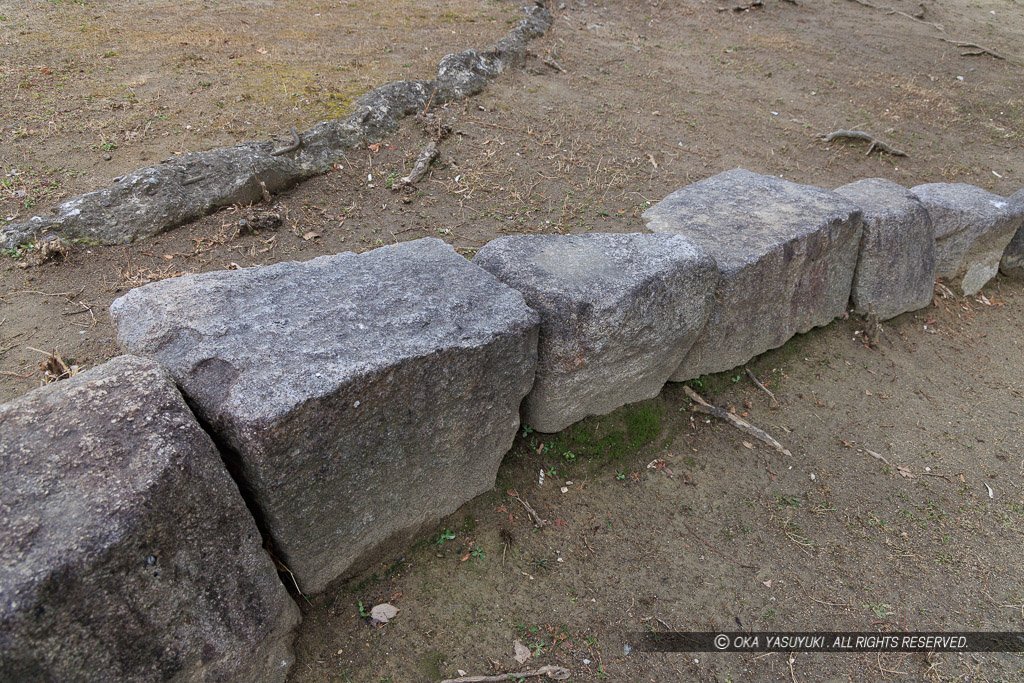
533,400 -> 664,469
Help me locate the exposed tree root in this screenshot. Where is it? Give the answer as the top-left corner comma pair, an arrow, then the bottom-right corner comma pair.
822,130 -> 907,157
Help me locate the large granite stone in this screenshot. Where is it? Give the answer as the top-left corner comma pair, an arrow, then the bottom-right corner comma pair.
1000,189 -> 1024,279
474,233 -> 718,433
834,178 -> 936,320
910,183 -> 1024,295
0,355 -> 299,683
110,238 -> 539,594
643,169 -> 863,380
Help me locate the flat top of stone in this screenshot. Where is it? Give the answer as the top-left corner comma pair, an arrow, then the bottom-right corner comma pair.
110,238 -> 537,425
473,233 -> 712,305
910,183 -> 1022,234
911,182 -> 1010,209
642,169 -> 861,273
834,177 -> 921,218
0,356 -> 194,592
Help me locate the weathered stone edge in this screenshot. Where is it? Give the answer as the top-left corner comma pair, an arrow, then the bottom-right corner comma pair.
0,1 -> 553,249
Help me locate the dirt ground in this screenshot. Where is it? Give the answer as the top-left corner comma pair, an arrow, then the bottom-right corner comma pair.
2,0 -> 1023,680
0,0 -> 518,211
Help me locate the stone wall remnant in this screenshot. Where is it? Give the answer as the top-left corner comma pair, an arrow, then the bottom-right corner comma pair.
0,2 -> 553,250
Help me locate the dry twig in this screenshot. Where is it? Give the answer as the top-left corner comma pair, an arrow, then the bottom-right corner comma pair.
719,0 -> 763,12
822,130 -> 907,157
940,38 -> 1009,60
270,126 -> 302,156
844,0 -> 944,31
394,141 -> 439,188
28,347 -> 79,383
543,58 -> 566,73
440,665 -> 570,682
864,449 -> 892,467
745,368 -> 780,407
684,386 -> 793,457
509,491 -> 547,528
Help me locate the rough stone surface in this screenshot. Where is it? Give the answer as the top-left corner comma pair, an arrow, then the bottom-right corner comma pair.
1000,189 -> 1024,279
910,183 -> 1024,295
110,238 -> 539,594
0,355 -> 300,683
644,169 -> 863,380
834,178 -> 936,320
1,4 -> 551,249
474,233 -> 718,433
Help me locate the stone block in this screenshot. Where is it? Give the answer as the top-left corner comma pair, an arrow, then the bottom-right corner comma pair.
111,238 -> 539,594
474,233 -> 717,433
643,169 -> 863,379
910,183 -> 1023,295
0,356 -> 299,682
834,178 -> 936,319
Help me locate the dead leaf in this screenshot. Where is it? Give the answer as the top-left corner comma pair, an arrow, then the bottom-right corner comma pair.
513,639 -> 531,665
256,47 -> 268,54
897,466 -> 914,479
370,603 -> 399,626
301,231 -> 320,241
368,142 -> 383,152
646,458 -> 675,477
742,440 -> 755,449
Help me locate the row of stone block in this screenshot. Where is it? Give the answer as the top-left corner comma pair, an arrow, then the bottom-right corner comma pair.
2,170 -> 1021,681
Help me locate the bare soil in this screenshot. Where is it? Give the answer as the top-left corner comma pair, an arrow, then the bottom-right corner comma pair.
2,0 -> 1023,680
